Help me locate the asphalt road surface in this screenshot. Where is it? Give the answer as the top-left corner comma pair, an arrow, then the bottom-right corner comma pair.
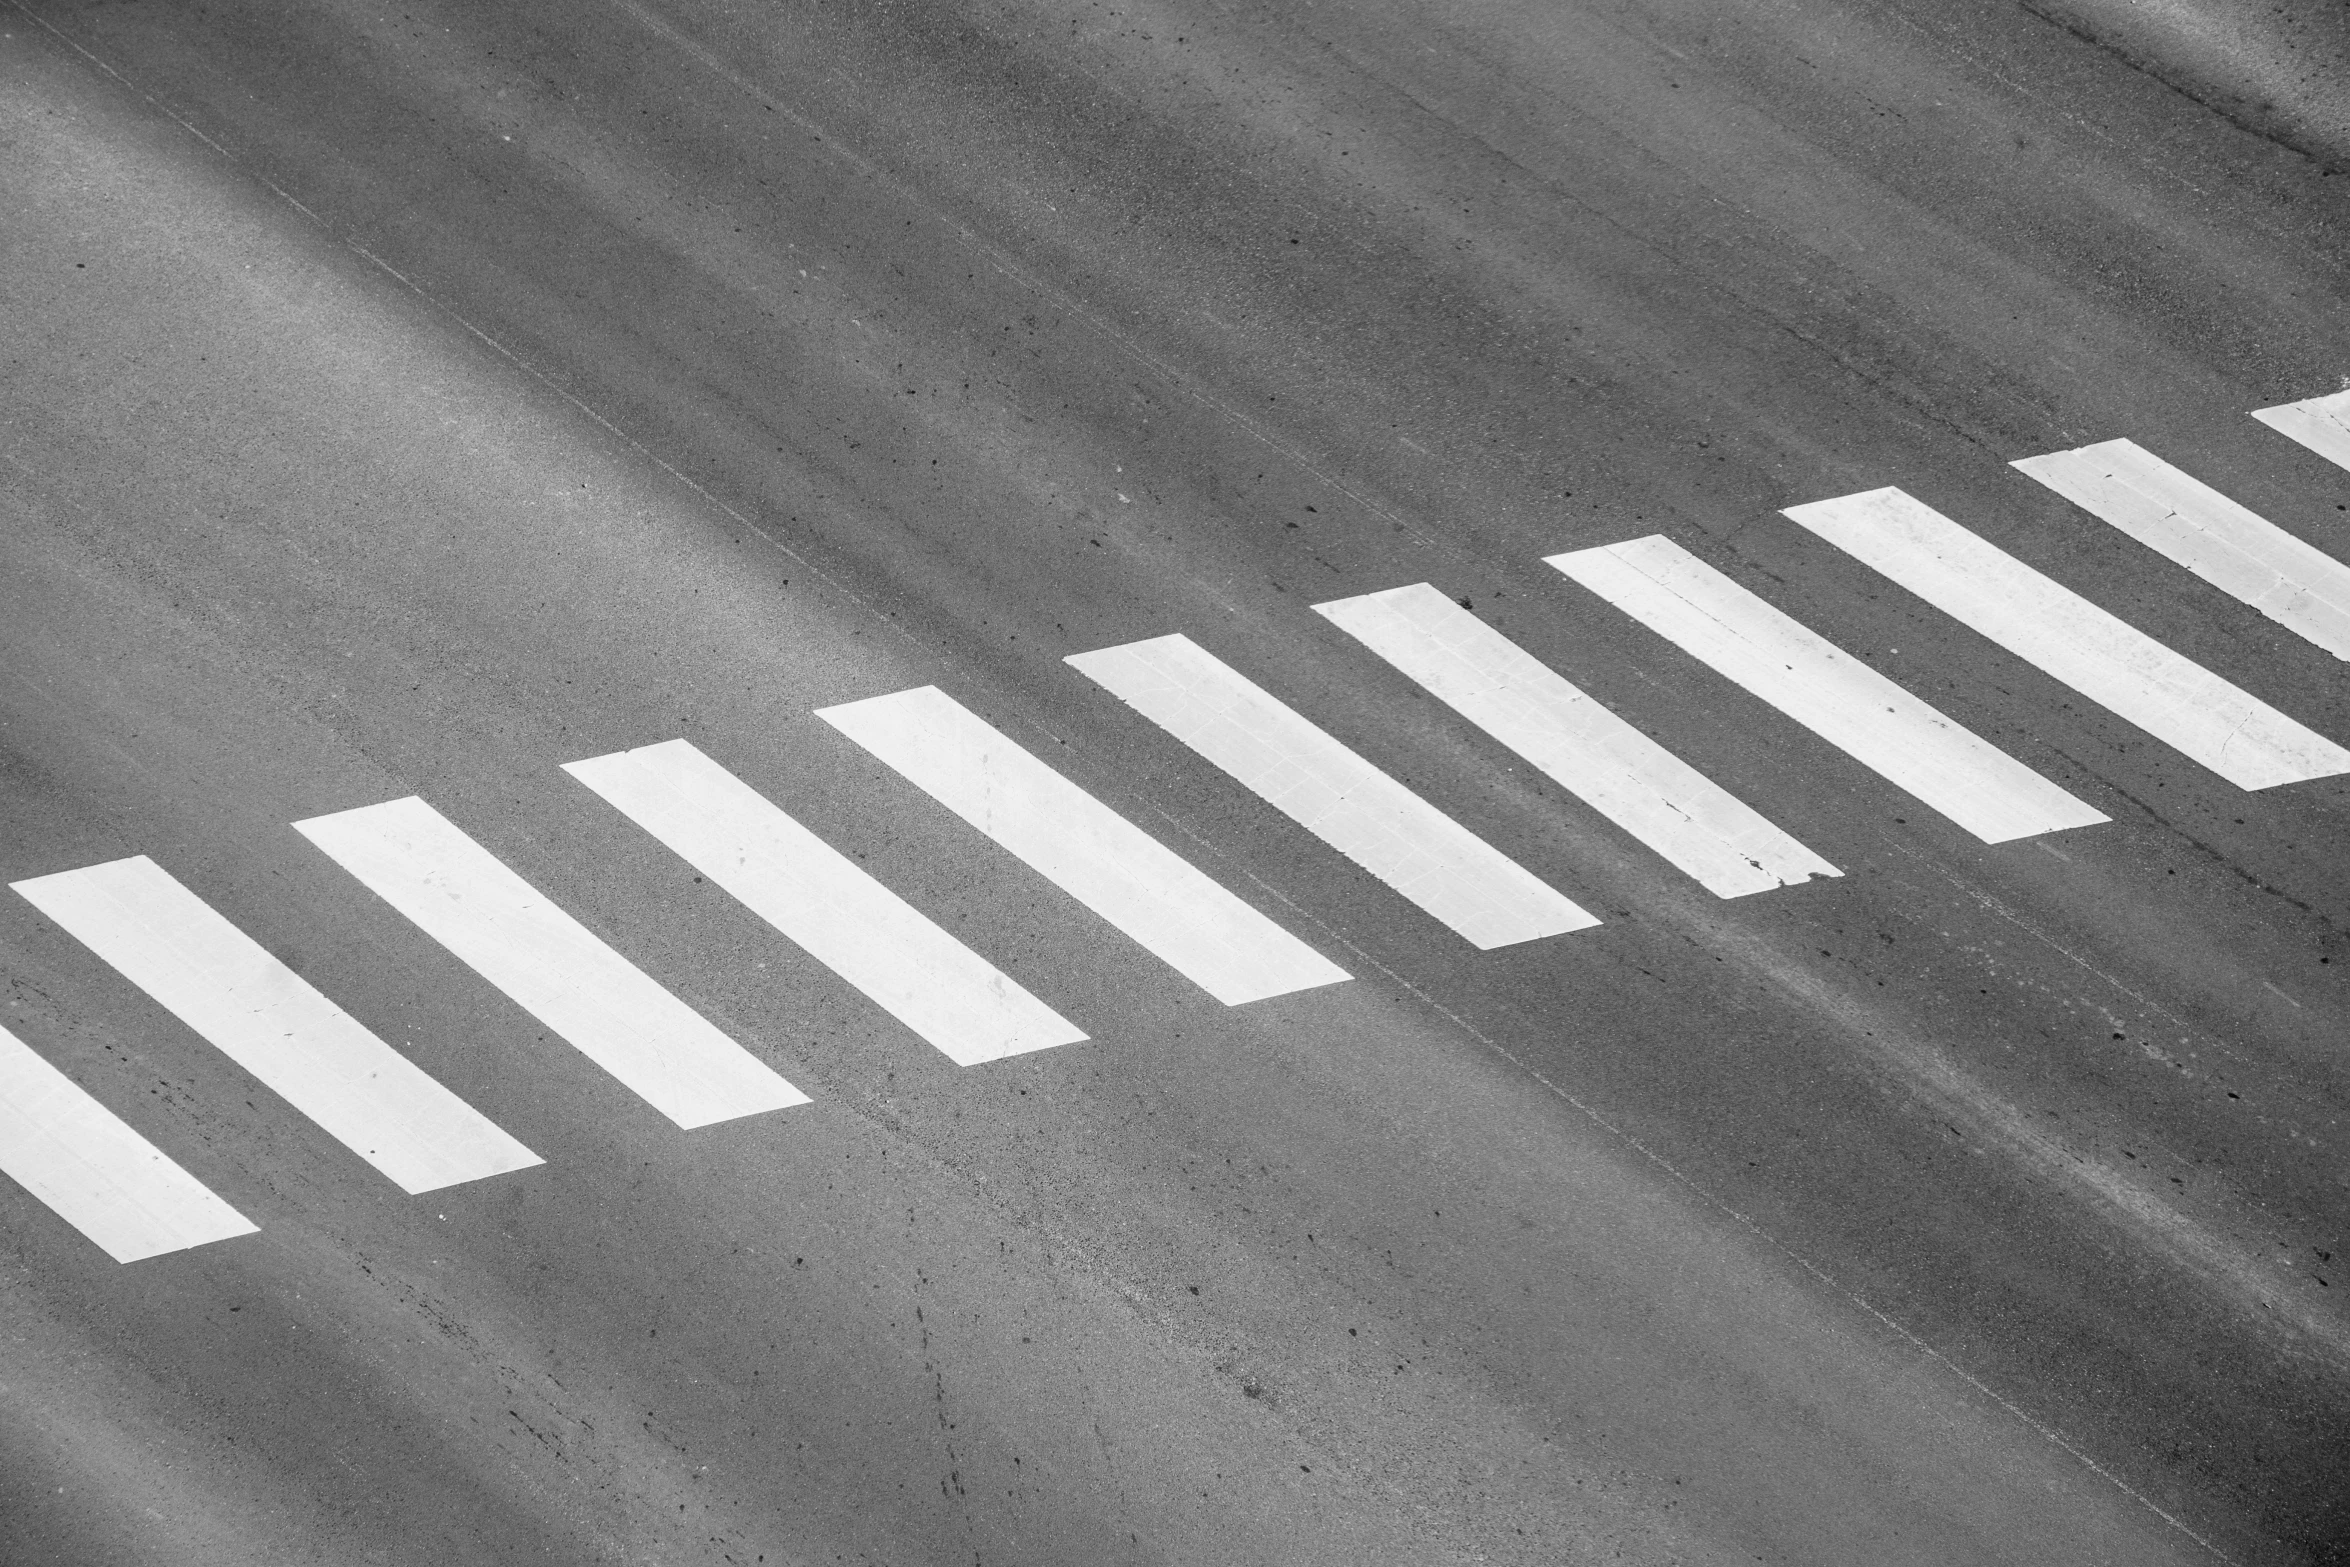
4,1 -> 2349,1562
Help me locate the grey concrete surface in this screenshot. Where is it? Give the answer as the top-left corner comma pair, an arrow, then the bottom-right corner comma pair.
1,0 -> 2345,1561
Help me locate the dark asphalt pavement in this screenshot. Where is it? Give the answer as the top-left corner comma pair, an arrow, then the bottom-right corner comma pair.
3,1 -> 2347,1561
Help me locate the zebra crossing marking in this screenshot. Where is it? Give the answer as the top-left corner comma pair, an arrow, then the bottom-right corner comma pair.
296,797 -> 808,1129
13,389 -> 2350,1261
0,1020 -> 257,1263
567,738 -> 1085,1065
818,686 -> 1351,1005
2014,438 -> 2350,664
1069,632 -> 1596,947
12,856 -> 541,1195
2251,389 -> 2350,474
1548,536 -> 2110,841
1315,583 -> 1841,897
1782,488 -> 2350,791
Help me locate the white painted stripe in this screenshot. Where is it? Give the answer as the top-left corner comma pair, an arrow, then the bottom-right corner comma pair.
1067,634 -> 1595,946
2014,439 -> 2350,663
1782,489 -> 2350,790
1313,585 -> 1841,896
1548,537 -> 2110,840
817,687 -> 1350,1005
295,798 -> 807,1129
12,857 -> 542,1195
0,1021 -> 257,1264
566,739 -> 1085,1065
2251,389 -> 2350,474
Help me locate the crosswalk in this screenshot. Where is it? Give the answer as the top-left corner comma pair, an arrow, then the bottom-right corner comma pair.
1547,536 -> 2109,844
1067,633 -> 1597,947
2012,439 -> 2350,664
0,1021 -> 258,1263
1782,488 -> 2350,790
14,856 -> 543,1194
2251,389 -> 2350,475
817,686 -> 1353,1005
1313,584 -> 1841,897
294,797 -> 810,1130
7,391 -> 2349,1265
566,738 -> 1084,1067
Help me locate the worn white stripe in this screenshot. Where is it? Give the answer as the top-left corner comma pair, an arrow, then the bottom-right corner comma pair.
2014,439 -> 2350,663
1068,634 -> 1595,946
2251,389 -> 2350,474
817,687 -> 1349,1005
1548,537 -> 2109,840
0,1021 -> 257,1263
567,739 -> 1085,1065
295,798 -> 806,1128
12,857 -> 542,1195
1314,585 -> 1840,896
1782,489 -> 2350,790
